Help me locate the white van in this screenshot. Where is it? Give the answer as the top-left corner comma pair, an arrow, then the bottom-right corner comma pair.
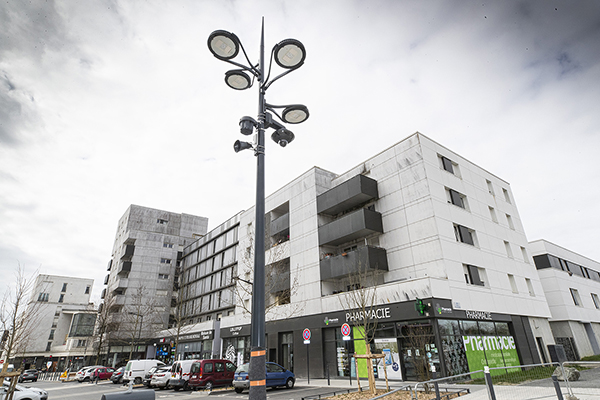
123,360 -> 164,384
169,359 -> 198,391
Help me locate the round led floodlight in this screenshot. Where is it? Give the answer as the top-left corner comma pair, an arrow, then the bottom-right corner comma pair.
225,70 -> 252,90
208,30 -> 240,60
282,105 -> 309,124
273,39 -> 306,69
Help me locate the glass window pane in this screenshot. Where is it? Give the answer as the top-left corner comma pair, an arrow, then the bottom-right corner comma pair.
438,319 -> 460,336
460,320 -> 479,335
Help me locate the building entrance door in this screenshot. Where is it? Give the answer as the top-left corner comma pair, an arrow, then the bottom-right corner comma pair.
280,332 -> 293,372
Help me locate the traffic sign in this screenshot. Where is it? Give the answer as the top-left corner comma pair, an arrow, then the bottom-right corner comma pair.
303,328 -> 311,344
341,323 -> 351,337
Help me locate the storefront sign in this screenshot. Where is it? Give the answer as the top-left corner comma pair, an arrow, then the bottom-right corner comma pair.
180,330 -> 214,341
230,327 -> 243,336
465,310 -> 492,320
346,307 -> 391,322
435,303 -> 453,315
462,335 -> 519,376
324,316 -> 339,325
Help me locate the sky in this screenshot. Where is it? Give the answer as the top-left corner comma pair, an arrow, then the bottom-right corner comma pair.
1,0 -> 599,305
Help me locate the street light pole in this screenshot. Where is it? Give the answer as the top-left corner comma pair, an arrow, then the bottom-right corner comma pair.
208,19 -> 308,400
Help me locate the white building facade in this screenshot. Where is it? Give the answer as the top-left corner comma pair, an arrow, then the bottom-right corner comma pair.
530,239 -> 600,361
171,132 -> 556,380
19,274 -> 95,371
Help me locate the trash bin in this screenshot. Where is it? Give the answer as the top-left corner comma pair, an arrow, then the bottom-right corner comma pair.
100,390 -> 155,400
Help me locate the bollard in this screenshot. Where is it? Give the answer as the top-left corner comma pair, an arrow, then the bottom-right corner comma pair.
432,370 -> 440,400
484,366 -> 496,400
552,375 -> 565,400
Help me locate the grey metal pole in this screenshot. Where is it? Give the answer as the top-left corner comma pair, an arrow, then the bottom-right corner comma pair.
552,375 -> 564,400
483,366 -> 496,400
249,18 -> 267,400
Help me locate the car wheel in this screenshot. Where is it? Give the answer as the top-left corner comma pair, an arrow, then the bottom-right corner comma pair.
33,378 -> 37,382
205,381 -> 213,391
235,388 -> 243,393
134,377 -> 142,385
286,378 -> 294,389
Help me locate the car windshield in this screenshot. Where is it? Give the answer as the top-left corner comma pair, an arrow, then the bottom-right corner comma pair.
235,363 -> 249,373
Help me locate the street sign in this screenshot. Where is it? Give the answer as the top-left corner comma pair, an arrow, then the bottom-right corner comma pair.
303,328 -> 311,344
341,323 -> 351,337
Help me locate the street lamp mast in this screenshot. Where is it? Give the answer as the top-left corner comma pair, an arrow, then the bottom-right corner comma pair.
208,19 -> 308,400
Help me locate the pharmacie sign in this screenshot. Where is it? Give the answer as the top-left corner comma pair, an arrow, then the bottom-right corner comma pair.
465,309 -> 492,320
462,334 -> 519,376
346,307 -> 391,322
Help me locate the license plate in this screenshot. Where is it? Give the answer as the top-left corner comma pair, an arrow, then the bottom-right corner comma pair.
236,377 -> 243,380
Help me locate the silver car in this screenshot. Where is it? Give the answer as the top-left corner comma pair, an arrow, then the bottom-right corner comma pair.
1,383 -> 48,400
149,365 -> 172,389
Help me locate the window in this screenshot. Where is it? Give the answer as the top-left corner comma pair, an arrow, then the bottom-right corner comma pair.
46,342 -> 52,351
158,274 -> 169,280
521,247 -> 529,263
592,293 -> 600,309
215,362 -> 225,373
38,293 -> 49,302
163,243 -> 174,248
489,206 -> 498,223
570,288 -> 581,306
486,179 -> 494,195
464,264 -> 485,286
217,313 -> 222,321
447,188 -> 466,209
506,214 -> 515,230
48,330 -> 55,340
508,274 -> 518,293
526,278 -> 535,296
204,363 -> 213,373
61,283 -> 68,292
77,339 -> 87,347
85,286 -> 90,294
156,290 -> 168,296
502,188 -> 511,204
504,241 -> 513,258
160,258 -> 172,264
157,219 -> 168,224
440,155 -> 454,174
453,224 -> 475,246
58,294 -> 65,303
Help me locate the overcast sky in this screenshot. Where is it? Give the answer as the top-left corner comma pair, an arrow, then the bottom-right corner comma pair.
1,0 -> 599,304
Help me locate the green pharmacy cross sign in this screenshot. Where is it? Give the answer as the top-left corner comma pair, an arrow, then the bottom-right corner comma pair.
415,298 -> 429,315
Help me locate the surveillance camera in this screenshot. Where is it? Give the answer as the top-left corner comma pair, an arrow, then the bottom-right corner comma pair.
278,140 -> 288,147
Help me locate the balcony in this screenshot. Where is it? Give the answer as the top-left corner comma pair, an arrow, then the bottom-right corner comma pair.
317,175 -> 378,216
115,278 -> 128,289
270,213 -> 289,236
320,246 -> 388,280
118,261 -> 132,276
318,208 -> 383,246
103,274 -> 110,285
101,288 -> 106,299
107,259 -> 112,271
120,244 -> 135,260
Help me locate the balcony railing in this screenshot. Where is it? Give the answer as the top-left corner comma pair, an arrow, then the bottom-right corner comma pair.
320,246 -> 388,280
318,208 -> 383,246
317,174 -> 378,216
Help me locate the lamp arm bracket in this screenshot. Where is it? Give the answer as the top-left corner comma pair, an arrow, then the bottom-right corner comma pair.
254,145 -> 265,156
264,108 -> 284,126
263,64 -> 302,91
220,59 -> 260,77
238,41 -> 260,76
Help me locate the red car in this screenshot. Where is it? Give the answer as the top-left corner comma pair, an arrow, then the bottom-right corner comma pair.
90,367 -> 116,380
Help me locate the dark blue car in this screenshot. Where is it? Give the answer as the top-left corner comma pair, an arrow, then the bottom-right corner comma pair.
233,362 -> 295,393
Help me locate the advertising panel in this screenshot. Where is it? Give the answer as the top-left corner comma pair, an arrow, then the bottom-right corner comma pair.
462,335 -> 520,377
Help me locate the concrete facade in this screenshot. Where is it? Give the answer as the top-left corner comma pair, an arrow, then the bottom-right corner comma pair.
102,204 -> 208,363
19,274 -> 95,371
170,132 -> 555,380
530,239 -> 600,360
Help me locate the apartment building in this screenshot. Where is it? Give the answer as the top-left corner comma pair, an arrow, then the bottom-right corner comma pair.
530,239 -> 600,361
102,204 -> 208,365
18,275 -> 95,371
165,132 -> 555,380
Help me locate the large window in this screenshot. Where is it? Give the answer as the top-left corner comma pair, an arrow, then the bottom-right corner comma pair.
464,264 -> 485,286
69,313 -> 96,337
447,188 -> 466,209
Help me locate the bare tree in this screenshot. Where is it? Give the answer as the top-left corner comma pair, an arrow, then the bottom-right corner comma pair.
93,294 -> 119,365
400,322 -> 435,391
234,227 -> 303,319
123,286 -> 159,361
0,265 -> 45,398
338,266 -> 386,395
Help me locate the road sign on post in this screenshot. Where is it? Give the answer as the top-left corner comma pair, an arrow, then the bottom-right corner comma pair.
341,323 -> 351,340
303,328 -> 311,384
303,328 -> 311,344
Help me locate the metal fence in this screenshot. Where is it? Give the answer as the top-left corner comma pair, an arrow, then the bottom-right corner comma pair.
366,361 -> 600,400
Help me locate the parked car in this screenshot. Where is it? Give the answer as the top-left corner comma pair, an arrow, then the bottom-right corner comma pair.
169,359 -> 198,391
142,365 -> 160,388
233,362 -> 295,393
110,367 -> 124,384
89,367 -> 115,381
188,359 -> 236,391
149,365 -> 172,390
1,382 -> 48,400
18,369 -> 38,383
76,365 -> 103,382
123,360 -> 164,385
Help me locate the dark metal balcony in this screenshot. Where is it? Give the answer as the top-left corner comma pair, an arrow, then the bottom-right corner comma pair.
318,208 -> 383,246
317,174 -> 378,216
320,246 -> 388,280
107,259 -> 112,271
270,213 -> 289,236
104,274 -> 109,285
120,244 -> 135,260
101,288 -> 106,299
